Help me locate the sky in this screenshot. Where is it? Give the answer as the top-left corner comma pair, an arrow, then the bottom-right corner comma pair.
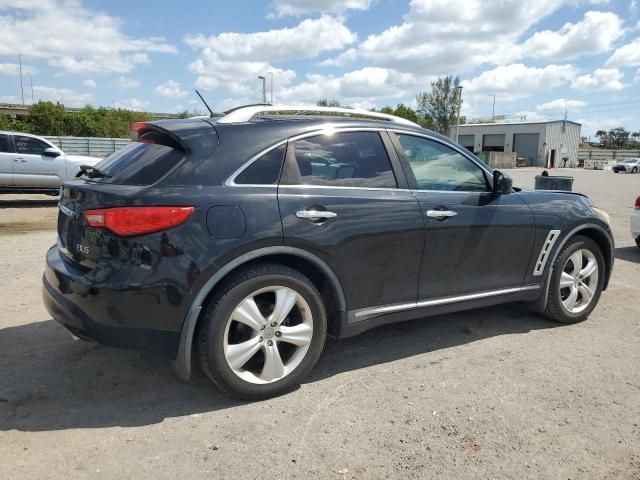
0,0 -> 639,138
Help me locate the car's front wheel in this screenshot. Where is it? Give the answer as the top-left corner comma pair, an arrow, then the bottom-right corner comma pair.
544,235 -> 605,323
632,167 -> 638,174
197,263 -> 326,399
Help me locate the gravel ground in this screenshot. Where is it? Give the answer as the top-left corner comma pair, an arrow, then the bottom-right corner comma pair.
0,168 -> 639,480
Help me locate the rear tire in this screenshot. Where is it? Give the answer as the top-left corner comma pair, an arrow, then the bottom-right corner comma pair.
636,237 -> 640,249
633,167 -> 638,174
544,235 -> 604,324
197,263 -> 327,400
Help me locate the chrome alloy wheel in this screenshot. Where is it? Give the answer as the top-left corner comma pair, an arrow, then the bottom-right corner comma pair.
559,248 -> 599,314
223,286 -> 314,384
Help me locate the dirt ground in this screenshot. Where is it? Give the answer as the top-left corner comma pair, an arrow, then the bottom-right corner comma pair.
1,168 -> 639,480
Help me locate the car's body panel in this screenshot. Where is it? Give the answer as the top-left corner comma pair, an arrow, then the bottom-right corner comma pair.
42,115 -> 615,382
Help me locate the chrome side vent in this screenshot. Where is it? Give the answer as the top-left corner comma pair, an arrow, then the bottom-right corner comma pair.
533,229 -> 561,276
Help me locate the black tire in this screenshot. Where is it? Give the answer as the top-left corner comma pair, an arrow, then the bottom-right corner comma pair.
633,167 -> 638,174
636,237 -> 640,249
197,263 -> 327,400
544,235 -> 605,324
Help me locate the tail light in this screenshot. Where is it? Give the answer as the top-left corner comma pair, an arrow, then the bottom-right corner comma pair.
636,196 -> 640,210
130,122 -> 148,140
84,206 -> 194,236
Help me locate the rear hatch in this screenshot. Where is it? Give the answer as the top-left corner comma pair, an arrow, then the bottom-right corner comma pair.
56,120 -> 215,268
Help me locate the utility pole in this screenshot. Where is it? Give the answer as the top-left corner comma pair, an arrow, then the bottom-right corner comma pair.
258,75 -> 266,104
18,54 -> 25,105
268,71 -> 273,104
455,86 -> 463,143
488,94 -> 495,121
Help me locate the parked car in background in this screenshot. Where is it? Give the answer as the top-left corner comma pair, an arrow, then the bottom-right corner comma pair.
43,105 -> 614,400
612,158 -> 640,173
632,196 -> 640,248
0,131 -> 100,194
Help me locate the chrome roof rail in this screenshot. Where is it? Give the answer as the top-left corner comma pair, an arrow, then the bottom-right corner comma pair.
214,104 -> 421,127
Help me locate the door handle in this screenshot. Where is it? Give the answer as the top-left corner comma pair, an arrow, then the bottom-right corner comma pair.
426,209 -> 458,220
14,158 -> 26,163
296,210 -> 338,221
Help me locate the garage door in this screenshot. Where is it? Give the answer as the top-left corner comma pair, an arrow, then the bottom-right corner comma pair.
482,134 -> 504,152
513,133 -> 539,166
457,135 -> 475,152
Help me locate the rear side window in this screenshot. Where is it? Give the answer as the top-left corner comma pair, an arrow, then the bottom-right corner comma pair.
287,131 -> 397,188
0,134 -> 11,153
235,144 -> 286,185
14,136 -> 49,155
94,142 -> 183,185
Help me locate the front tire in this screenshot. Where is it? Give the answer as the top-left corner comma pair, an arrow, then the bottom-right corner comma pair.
197,263 -> 327,400
544,236 -> 605,324
632,167 -> 638,174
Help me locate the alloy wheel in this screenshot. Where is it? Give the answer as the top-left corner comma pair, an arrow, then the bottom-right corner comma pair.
558,248 -> 599,314
223,286 -> 314,384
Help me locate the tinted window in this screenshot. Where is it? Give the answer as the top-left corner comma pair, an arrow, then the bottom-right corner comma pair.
92,142 -> 183,185
397,135 -> 488,192
288,131 -> 396,188
235,144 -> 286,185
14,136 -> 49,155
0,134 -> 10,153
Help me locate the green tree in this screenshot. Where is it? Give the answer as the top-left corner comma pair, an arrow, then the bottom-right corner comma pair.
595,130 -> 609,148
28,101 -> 66,135
608,127 -> 629,149
415,75 -> 462,135
317,98 -> 341,107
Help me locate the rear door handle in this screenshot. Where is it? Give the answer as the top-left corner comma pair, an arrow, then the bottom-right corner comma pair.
296,210 -> 338,220
426,209 -> 458,220
14,158 -> 26,163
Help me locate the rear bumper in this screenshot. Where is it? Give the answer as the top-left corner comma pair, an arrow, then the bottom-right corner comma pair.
43,246 -> 181,358
632,210 -> 640,239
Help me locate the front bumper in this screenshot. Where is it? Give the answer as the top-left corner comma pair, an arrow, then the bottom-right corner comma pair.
43,246 -> 181,358
631,210 -> 640,240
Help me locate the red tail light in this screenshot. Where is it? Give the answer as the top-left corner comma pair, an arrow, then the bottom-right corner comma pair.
636,196 -> 640,210
130,122 -> 148,140
84,206 -> 194,236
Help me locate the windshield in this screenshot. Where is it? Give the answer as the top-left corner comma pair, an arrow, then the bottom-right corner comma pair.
623,159 -> 637,164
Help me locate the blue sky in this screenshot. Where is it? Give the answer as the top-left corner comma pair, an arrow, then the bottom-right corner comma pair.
0,0 -> 639,137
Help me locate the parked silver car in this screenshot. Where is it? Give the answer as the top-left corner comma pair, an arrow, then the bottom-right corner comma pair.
612,158 -> 640,174
0,131 -> 100,194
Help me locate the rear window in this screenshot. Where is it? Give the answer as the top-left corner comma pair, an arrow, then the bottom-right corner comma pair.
91,137 -> 184,185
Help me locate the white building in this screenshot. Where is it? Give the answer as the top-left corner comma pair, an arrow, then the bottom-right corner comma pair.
452,120 -> 582,167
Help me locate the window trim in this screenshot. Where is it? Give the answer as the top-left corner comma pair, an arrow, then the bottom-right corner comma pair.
233,143 -> 287,186
225,127 -> 410,189
387,130 -> 493,193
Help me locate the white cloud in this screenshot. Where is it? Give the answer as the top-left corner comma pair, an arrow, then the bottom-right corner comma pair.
155,80 -> 188,98
113,98 -> 150,111
0,62 -> 37,75
571,68 -> 626,90
270,0 -> 372,16
319,48 -> 358,67
537,99 -> 587,112
461,64 -> 579,102
112,76 -> 140,89
358,0 -> 568,75
605,37 -> 640,68
33,85 -> 94,107
0,0 -> 176,74
186,16 -> 355,96
83,79 -> 96,88
521,11 -> 624,61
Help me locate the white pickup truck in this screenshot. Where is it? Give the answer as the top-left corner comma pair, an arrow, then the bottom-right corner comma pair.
0,131 -> 100,194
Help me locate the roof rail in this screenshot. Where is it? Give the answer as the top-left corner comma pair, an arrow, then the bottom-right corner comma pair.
214,105 -> 421,127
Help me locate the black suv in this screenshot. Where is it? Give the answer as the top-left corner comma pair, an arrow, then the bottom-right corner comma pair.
43,106 -> 614,399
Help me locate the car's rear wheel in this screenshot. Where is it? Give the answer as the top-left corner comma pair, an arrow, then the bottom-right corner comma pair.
197,263 -> 326,399
544,235 -> 604,324
635,237 -> 640,249
632,167 -> 638,174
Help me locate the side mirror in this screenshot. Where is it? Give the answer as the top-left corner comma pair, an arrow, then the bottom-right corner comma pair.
43,147 -> 62,158
492,170 -> 513,194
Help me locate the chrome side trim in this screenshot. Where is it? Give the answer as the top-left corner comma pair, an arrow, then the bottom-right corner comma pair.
533,229 -> 561,276
352,285 -> 541,320
58,202 -> 75,217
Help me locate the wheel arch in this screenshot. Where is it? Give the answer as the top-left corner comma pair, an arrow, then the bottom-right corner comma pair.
171,246 -> 347,381
534,223 -> 614,312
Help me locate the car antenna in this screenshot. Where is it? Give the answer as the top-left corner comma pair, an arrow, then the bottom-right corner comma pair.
195,90 -> 214,116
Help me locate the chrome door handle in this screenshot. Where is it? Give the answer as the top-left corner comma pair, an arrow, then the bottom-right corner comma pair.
426,209 -> 458,219
14,158 -> 26,162
296,210 -> 338,220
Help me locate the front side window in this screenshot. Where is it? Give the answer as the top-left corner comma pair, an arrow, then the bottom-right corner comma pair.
14,136 -> 49,155
397,134 -> 488,192
287,131 -> 397,188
